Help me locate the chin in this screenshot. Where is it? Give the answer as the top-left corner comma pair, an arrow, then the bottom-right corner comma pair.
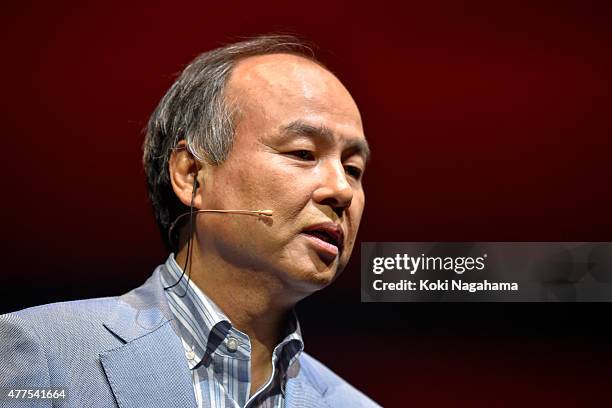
284,257 -> 342,296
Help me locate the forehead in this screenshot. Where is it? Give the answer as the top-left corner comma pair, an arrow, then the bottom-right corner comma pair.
226,53 -> 364,138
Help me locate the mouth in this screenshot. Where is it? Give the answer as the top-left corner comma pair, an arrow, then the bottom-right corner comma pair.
301,222 -> 344,259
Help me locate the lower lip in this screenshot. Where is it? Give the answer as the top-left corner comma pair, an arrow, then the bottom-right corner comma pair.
301,233 -> 340,258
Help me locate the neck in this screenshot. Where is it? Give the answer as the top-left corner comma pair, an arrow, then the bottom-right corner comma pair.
175,239 -> 295,358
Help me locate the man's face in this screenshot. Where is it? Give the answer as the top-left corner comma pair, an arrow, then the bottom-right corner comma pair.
196,53 -> 368,300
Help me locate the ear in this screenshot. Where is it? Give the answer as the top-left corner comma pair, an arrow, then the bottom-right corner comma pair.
168,141 -> 205,209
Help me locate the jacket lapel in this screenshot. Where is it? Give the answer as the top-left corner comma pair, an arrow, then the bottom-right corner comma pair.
98,266 -> 331,408
100,268 -> 197,408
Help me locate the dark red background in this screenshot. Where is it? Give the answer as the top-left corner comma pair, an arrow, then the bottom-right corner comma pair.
2,1 -> 612,406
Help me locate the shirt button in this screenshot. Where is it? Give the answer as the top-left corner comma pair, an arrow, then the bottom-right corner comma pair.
227,337 -> 238,352
186,350 -> 196,360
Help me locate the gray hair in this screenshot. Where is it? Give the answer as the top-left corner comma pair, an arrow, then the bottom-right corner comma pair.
143,35 -> 318,250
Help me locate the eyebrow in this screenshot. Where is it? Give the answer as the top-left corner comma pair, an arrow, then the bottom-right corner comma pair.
280,120 -> 371,161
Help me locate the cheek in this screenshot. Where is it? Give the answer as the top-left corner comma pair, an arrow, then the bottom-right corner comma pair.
351,190 -> 365,222
246,157 -> 315,215
345,192 -> 365,246
207,160 -> 271,206
206,157 -> 315,228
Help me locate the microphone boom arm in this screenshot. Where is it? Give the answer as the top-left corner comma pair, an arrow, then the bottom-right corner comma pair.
168,209 -> 273,243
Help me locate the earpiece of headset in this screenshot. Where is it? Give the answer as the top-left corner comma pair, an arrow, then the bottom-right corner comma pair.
193,176 -> 200,191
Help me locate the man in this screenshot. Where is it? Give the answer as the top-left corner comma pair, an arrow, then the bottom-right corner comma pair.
0,35 -> 378,407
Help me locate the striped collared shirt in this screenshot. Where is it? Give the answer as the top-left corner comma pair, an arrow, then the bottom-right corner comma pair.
160,254 -> 304,408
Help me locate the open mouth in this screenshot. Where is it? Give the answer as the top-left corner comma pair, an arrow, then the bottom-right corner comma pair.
304,230 -> 340,248
302,223 -> 344,256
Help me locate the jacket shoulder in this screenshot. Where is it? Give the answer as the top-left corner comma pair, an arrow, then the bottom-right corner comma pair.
0,312 -> 52,393
2,296 -> 123,353
0,296 -> 129,407
299,352 -> 381,407
11,296 -> 118,322
0,298 -> 123,374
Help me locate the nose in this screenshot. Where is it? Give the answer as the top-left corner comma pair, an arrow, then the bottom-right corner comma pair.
312,159 -> 353,216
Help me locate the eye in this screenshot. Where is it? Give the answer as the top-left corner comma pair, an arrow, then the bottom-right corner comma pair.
345,165 -> 363,180
288,150 -> 315,161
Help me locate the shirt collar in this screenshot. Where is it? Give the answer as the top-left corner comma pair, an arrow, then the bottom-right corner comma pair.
161,254 -> 304,369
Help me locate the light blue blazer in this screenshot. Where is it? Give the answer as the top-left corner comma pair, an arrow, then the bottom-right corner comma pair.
0,266 -> 380,407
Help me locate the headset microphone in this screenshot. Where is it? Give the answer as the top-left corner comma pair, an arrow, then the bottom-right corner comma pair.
168,209 -> 273,240
167,176 -> 274,247
164,175 -> 274,295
